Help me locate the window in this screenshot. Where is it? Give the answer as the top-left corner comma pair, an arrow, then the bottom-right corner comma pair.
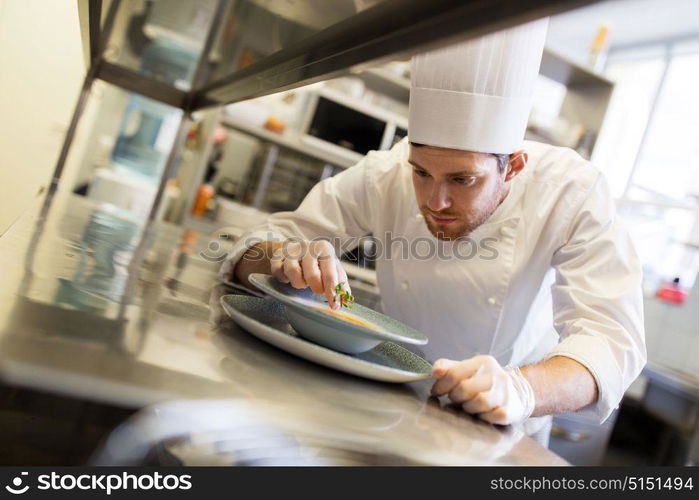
599,41 -> 699,288
631,41 -> 699,202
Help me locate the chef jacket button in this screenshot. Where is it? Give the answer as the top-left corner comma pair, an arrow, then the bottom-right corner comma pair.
487,297 -> 496,305
500,226 -> 511,236
401,281 -> 409,290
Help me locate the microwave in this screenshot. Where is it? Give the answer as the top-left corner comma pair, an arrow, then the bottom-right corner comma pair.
299,87 -> 408,164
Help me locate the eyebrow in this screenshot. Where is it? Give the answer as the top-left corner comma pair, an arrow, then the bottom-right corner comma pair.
408,159 -> 479,177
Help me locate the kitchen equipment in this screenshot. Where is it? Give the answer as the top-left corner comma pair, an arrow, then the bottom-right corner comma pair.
220,295 -> 431,383
299,87 -> 407,163
248,273 -> 428,354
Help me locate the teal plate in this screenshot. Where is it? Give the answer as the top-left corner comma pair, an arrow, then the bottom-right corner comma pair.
248,273 -> 428,353
220,295 -> 432,383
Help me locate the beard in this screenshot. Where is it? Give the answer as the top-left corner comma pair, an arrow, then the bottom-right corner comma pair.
421,184 -> 506,241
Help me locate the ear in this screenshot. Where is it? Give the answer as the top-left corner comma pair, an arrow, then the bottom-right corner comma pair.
505,150 -> 528,182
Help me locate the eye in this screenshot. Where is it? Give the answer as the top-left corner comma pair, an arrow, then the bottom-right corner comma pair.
413,168 -> 430,178
452,177 -> 475,186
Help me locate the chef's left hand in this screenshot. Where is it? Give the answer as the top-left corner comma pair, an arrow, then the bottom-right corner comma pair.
431,355 -> 536,425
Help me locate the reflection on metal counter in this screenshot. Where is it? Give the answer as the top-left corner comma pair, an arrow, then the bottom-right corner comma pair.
92,400 -> 322,466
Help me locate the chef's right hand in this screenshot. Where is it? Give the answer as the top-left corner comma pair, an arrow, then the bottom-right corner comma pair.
270,240 -> 350,310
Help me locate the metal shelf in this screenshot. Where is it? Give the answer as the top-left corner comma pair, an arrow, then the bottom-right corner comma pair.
191,0 -> 600,109
75,0 -> 604,114
354,67 -> 411,103
220,115 -> 359,168
541,47 -> 614,88
352,47 -> 614,104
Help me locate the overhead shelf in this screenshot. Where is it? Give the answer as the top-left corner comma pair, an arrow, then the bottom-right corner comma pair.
191,0 -> 600,110
540,47 -> 614,88
354,48 -> 613,104
76,0 -> 601,112
354,67 -> 411,103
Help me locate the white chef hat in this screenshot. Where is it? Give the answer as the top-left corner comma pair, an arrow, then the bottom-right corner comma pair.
409,18 -> 548,154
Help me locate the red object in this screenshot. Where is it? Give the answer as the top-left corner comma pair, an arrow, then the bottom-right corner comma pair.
656,278 -> 687,305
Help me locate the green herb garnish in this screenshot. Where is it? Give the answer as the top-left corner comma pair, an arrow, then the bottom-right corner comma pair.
333,282 -> 355,309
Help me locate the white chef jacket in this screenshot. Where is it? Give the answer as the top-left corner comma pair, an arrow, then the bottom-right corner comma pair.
219,138 -> 646,424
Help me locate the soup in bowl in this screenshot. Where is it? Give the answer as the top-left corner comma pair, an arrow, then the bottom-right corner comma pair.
249,274 -> 428,354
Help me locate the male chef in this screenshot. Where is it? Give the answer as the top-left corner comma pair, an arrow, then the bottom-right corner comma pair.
218,19 -> 646,441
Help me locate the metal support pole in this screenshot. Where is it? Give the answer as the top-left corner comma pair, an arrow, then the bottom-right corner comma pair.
88,0 -> 103,64
147,0 -> 230,222
46,76 -> 95,198
46,0 -> 121,197
252,145 -> 279,209
190,0 -> 231,94
147,114 -> 192,221
179,107 -> 224,222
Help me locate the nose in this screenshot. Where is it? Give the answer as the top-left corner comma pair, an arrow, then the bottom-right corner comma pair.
427,182 -> 451,212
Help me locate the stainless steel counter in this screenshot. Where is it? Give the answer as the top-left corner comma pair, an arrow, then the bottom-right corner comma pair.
0,191 -> 565,465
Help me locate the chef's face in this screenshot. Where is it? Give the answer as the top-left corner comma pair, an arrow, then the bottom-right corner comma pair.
409,144 -> 524,240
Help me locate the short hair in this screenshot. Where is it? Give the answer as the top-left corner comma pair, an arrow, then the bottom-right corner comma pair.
492,153 -> 509,174
409,142 -> 509,174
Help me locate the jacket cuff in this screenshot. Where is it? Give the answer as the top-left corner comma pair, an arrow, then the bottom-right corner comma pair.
216,229 -> 284,293
543,334 -> 623,423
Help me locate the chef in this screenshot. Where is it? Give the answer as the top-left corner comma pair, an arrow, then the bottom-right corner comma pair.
218,18 -> 646,442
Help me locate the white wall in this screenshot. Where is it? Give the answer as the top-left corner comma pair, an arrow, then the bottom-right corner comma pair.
0,0 -> 85,234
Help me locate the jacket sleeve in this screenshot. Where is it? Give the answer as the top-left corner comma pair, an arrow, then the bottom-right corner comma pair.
217,150 -> 380,283
544,172 -> 646,423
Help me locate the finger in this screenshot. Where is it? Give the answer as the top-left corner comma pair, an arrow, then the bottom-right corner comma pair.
270,252 -> 289,283
431,357 -> 486,396
283,258 -> 306,289
302,253 -> 324,295
447,375 -> 492,405
479,406 -> 510,425
430,361 -> 458,396
431,358 -> 459,378
461,391 -> 497,415
318,255 -> 339,309
336,261 -> 351,296
285,241 -> 307,261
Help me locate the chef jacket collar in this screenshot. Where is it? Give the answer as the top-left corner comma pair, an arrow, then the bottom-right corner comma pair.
483,170 -> 523,226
